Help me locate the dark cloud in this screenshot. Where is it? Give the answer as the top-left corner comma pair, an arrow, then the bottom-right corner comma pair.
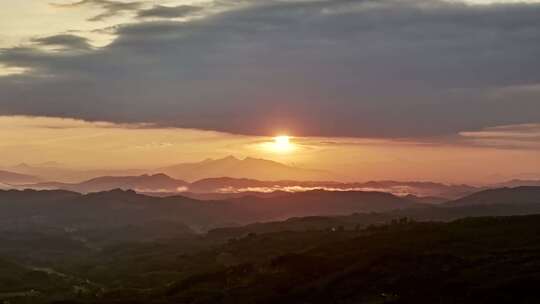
137,5 -> 204,19
458,123 -> 540,150
51,0 -> 142,21
2,0 -> 540,138
31,34 -> 92,50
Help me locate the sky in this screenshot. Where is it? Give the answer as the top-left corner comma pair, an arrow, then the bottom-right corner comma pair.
0,0 -> 539,183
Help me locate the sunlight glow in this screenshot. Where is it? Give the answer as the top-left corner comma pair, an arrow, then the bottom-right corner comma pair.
272,135 -> 294,153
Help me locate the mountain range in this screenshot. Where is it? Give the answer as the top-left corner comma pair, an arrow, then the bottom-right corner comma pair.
447,186 -> 540,207
3,156 -> 540,202
0,170 -> 40,185
154,155 -> 332,182
14,174 -> 480,200
4,163 -> 144,183
493,179 -> 540,188
3,156 -> 331,183
1,186 -> 540,235
0,188 -> 419,232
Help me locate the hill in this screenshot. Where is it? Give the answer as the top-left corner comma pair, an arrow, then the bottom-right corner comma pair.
1,188 -> 540,302
226,190 -> 419,222
0,189 -> 417,234
4,186 -> 540,237
447,186 -> 540,207
494,179 -> 540,188
19,172 -> 479,200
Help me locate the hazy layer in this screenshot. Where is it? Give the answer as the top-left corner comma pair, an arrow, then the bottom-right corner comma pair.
1,116 -> 538,184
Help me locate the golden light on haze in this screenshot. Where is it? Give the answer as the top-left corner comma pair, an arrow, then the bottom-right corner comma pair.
272,135 -> 294,153
256,135 -> 296,154
0,116 -> 539,184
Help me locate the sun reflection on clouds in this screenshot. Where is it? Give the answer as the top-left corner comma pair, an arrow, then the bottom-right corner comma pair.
272,135 -> 294,153
0,0 -> 215,51
255,135 -> 299,154
0,65 -> 30,76
0,116 -> 538,183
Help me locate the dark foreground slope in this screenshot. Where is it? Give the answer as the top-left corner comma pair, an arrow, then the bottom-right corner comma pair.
0,189 -> 417,234
27,214 -> 540,304
1,187 -> 540,303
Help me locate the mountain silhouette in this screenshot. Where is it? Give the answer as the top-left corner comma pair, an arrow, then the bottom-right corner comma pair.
187,177 -> 477,199
154,156 -> 331,182
8,163 -> 144,183
3,186 -> 540,242
0,188 -> 417,229
27,174 -> 189,194
493,179 -> 540,188
5,186 -> 540,233
446,186 -> 540,206
225,190 -> 420,222
0,170 -> 41,185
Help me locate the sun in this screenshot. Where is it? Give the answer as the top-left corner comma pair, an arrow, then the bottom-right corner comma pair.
272,135 -> 293,152
275,135 -> 290,146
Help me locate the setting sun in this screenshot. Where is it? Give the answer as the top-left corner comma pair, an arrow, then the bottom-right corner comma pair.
273,135 -> 293,152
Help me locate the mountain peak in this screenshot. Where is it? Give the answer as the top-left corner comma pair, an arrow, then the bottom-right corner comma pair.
156,156 -> 332,182
222,155 -> 240,161
243,156 -> 261,161
150,173 -> 171,178
14,163 -> 31,169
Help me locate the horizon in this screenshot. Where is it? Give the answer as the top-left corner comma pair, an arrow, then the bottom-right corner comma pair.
0,116 -> 538,184
2,151 -> 539,186
1,0 -> 540,185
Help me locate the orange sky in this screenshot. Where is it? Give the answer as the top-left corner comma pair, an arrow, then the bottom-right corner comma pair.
1,116 -> 538,184
1,1 -> 539,183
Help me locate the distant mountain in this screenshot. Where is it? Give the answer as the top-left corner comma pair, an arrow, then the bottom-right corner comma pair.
26,174 -> 189,194
188,177 -> 340,193
188,177 -> 477,200
446,186 -> 540,207
155,156 -> 332,182
0,170 -> 40,185
358,180 -> 479,199
493,179 -> 540,188
20,174 -> 479,200
7,163 -> 144,183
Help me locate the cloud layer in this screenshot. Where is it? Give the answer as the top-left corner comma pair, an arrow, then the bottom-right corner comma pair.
1,0 -> 540,137
137,5 -> 204,19
52,0 -> 143,21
